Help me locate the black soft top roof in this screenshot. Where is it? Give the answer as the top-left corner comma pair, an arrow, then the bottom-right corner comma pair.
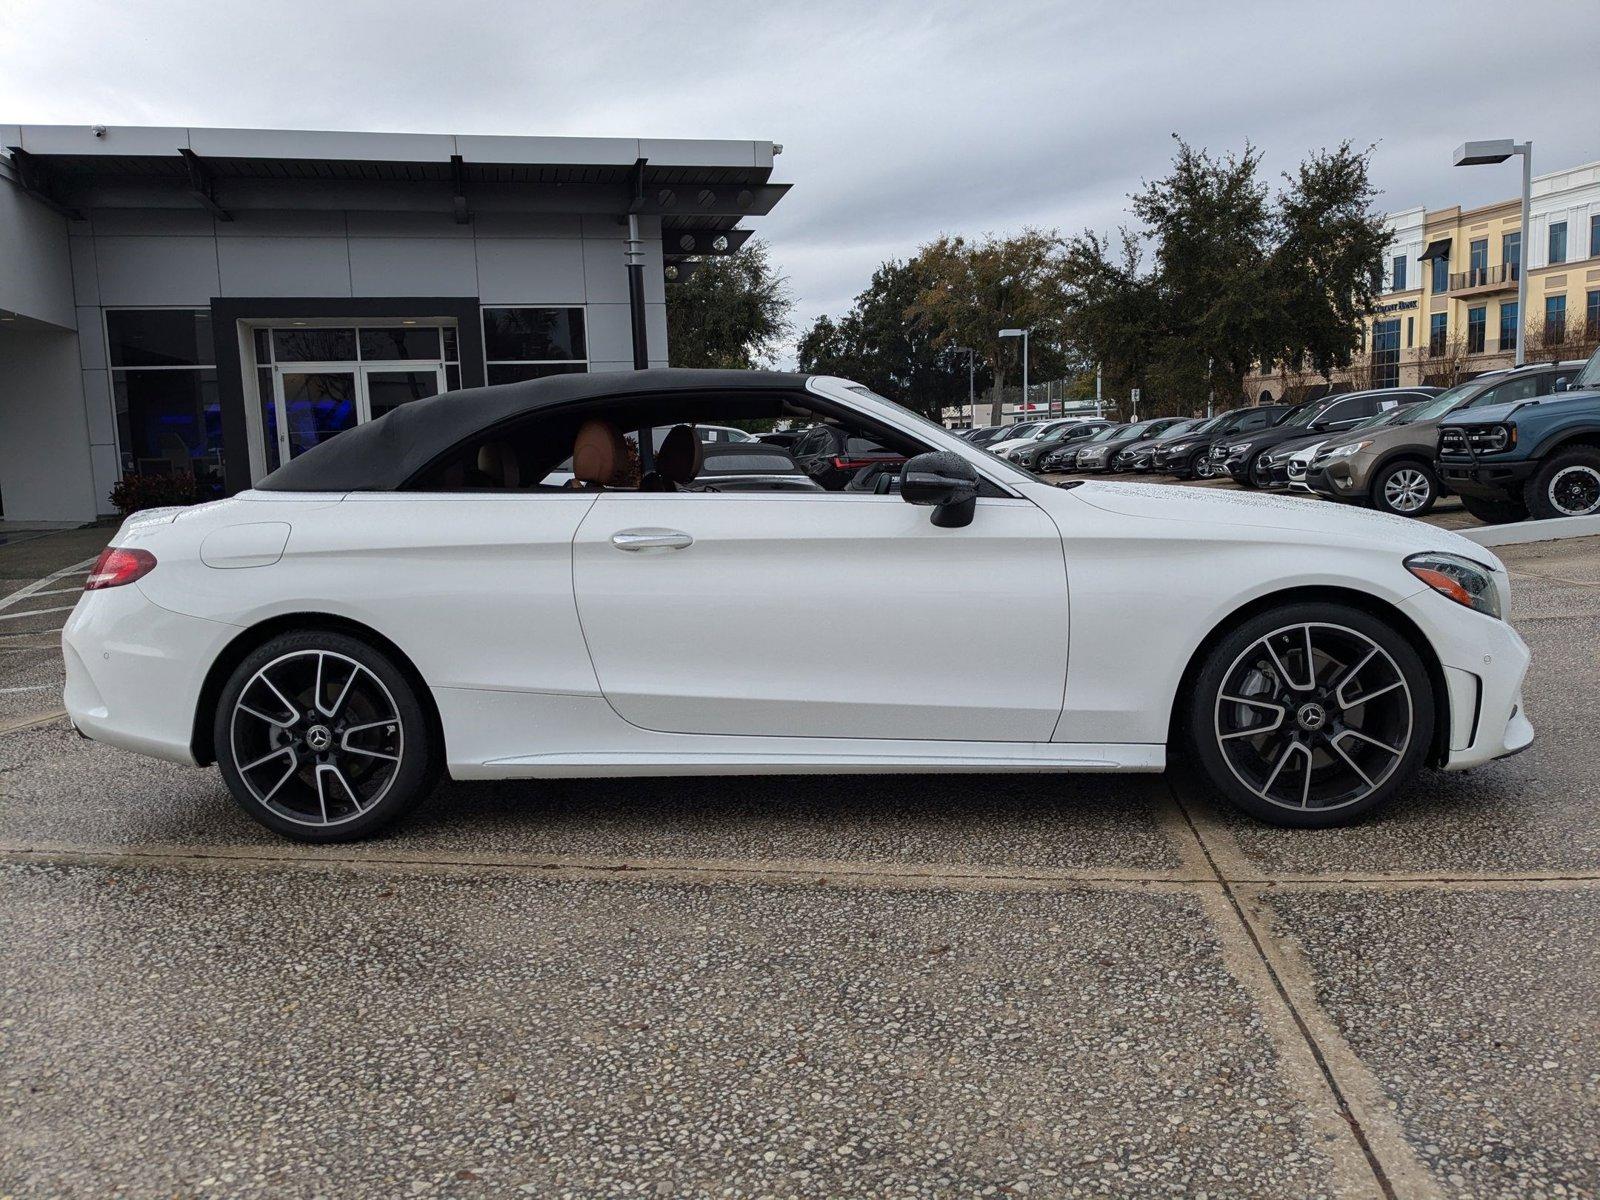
257,368 -> 811,492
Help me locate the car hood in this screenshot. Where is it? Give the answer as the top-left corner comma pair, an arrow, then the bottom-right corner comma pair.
1441,386 -> 1600,426
1064,479 -> 1488,557
1314,419 -> 1436,455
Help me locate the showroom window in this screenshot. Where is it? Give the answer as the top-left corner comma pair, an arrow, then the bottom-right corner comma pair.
252,323 -> 461,470
106,309 -> 223,495
481,307 -> 588,384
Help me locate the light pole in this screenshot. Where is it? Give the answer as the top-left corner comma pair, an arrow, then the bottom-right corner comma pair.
999,328 -> 1028,424
951,344 -> 977,427
1454,139 -> 1531,366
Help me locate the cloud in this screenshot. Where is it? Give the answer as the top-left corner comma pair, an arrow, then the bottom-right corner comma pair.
3,0 -> 1596,366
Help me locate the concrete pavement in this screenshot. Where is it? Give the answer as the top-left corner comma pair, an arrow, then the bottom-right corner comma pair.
1,524 -> 1597,1198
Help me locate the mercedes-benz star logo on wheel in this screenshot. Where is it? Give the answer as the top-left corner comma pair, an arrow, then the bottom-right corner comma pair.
305,725 -> 334,752
1295,702 -> 1328,732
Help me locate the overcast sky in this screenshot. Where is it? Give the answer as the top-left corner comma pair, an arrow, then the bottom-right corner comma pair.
3,0 -> 1597,364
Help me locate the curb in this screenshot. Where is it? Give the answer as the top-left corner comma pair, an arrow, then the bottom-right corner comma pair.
1459,514 -> 1600,547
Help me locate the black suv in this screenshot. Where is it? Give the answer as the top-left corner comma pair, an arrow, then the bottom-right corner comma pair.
1221,388 -> 1440,488
1157,405 -> 1291,479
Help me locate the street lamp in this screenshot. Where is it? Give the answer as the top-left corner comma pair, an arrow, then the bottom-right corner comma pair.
999,328 -> 1028,424
1454,138 -> 1531,366
950,344 -> 977,427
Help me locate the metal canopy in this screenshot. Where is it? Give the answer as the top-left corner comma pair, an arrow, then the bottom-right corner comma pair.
1419,239 -> 1452,262
2,125 -> 786,270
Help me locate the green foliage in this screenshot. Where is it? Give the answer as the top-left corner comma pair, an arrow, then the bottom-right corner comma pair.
795,258 -> 990,420
665,239 -> 792,369
1065,138 -> 1388,411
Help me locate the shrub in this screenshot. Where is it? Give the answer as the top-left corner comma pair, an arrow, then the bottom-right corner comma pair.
109,471 -> 203,516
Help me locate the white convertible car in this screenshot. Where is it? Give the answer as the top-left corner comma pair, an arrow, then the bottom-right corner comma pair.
64,371 -> 1533,841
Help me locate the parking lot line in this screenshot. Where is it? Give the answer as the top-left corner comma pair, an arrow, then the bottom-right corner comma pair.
0,556 -> 96,612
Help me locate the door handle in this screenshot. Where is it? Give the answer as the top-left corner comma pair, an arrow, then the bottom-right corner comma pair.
610,528 -> 694,552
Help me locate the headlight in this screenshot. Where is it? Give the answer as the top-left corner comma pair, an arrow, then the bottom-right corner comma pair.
1405,552 -> 1502,620
1166,441 -> 1193,452
1227,442 -> 1250,455
1323,440 -> 1372,460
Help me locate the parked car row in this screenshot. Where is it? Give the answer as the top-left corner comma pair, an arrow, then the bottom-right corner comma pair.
999,345 -> 1600,524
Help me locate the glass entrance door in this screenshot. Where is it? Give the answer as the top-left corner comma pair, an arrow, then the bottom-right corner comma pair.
271,362 -> 444,464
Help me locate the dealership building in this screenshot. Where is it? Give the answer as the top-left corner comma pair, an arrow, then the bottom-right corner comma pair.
0,124 -> 788,522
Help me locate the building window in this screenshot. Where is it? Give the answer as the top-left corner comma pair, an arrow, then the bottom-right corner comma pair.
1391,255 -> 1406,292
1430,255 -> 1448,294
1503,230 -> 1521,273
1544,295 -> 1566,345
106,309 -> 223,496
1371,319 -> 1400,389
481,307 -> 589,384
1466,306 -> 1486,354
1469,238 -> 1488,285
1428,312 -> 1448,357
252,323 -> 461,470
1499,302 -> 1519,352
1588,290 -> 1600,339
1406,316 -> 1414,349
1548,221 -> 1567,265
1591,214 -> 1600,260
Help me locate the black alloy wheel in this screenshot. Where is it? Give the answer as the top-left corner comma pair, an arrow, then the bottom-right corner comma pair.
1186,603 -> 1433,827
215,630 -> 438,841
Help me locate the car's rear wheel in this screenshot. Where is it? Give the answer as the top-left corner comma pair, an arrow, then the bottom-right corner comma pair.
1371,459 -> 1437,516
1460,494 -> 1528,525
1186,602 -> 1434,827
1524,447 -> 1600,520
214,630 -> 438,842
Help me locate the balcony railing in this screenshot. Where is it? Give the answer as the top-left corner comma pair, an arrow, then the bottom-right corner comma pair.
1447,263 -> 1519,293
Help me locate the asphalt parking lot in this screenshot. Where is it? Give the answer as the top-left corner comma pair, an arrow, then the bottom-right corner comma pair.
2,514 -> 1598,1199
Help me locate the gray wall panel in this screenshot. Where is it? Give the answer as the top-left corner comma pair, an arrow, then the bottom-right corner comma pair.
348,237 -> 478,296
94,236 -> 221,305
474,237 -> 586,304
216,236 -> 352,297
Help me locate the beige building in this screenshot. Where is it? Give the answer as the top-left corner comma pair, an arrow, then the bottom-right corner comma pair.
1250,159 -> 1600,403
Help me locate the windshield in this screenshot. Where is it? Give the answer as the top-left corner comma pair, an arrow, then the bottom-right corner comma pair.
1088,424 -> 1124,442
1160,419 -> 1201,437
1180,415 -> 1223,436
1275,402 -> 1319,428
1575,347 -> 1600,390
1003,423 -> 1042,440
1396,382 -> 1481,424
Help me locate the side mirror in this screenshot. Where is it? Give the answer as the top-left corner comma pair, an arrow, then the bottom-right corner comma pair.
901,451 -> 980,528
1555,377 -> 1570,393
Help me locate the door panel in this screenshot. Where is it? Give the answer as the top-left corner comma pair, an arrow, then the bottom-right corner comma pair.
572,493 -> 1069,741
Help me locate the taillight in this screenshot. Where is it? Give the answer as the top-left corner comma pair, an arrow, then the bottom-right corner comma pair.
84,547 -> 157,590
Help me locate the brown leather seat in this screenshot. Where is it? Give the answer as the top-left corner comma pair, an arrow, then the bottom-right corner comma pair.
645,424 -> 704,492
572,418 -> 629,488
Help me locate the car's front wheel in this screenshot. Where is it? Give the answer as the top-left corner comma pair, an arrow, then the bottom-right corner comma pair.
1524,447 -> 1600,520
1185,602 -> 1434,827
1193,456 -> 1219,480
214,630 -> 439,842
1371,459 -> 1438,516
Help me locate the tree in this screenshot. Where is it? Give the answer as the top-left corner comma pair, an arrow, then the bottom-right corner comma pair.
907,229 -> 1078,419
1062,138 -> 1388,411
1269,142 -> 1389,379
796,257 -> 989,421
665,239 -> 792,368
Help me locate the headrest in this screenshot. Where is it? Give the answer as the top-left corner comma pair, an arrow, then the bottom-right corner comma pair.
572,418 -> 629,485
475,441 -> 520,488
655,424 -> 704,485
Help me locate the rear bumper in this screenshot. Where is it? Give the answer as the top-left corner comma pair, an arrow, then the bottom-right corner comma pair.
62,584 -> 238,767
1437,458 -> 1536,500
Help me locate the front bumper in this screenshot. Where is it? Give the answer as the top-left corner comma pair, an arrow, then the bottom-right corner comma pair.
1306,459 -> 1365,502
1437,457 -> 1537,500
62,583 -> 239,767
1400,589 -> 1534,771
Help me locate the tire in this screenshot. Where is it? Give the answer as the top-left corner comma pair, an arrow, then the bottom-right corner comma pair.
1241,452 -> 1272,490
1524,447 -> 1600,520
1194,456 -> 1219,480
1185,602 -> 1434,828
1370,459 -> 1438,517
1460,494 -> 1528,525
213,630 -> 439,842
